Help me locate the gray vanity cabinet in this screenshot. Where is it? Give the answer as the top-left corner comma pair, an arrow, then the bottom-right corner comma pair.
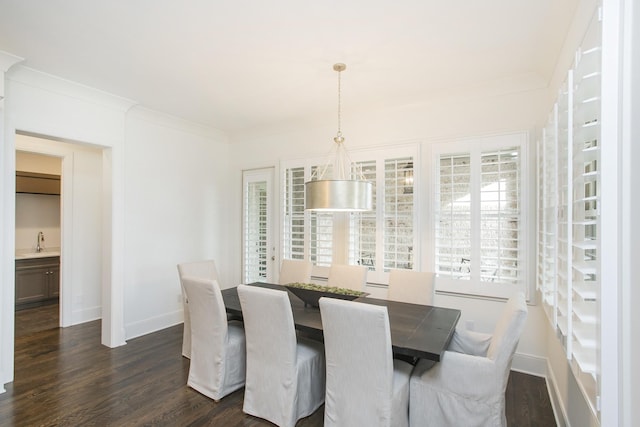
15,256 -> 60,309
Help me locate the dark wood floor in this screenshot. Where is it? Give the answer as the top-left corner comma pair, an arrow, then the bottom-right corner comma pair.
2,304 -> 556,426
14,301 -> 60,338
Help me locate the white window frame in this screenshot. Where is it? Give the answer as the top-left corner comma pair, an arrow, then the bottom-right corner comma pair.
431,132 -> 531,300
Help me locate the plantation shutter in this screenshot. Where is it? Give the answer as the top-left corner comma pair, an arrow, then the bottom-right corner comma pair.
570,14 -> 601,381
557,73 -> 573,349
283,167 -> 305,260
243,179 -> 268,283
479,147 -> 521,284
384,158 -> 414,270
435,153 -> 472,280
538,104 -> 559,326
349,160 -> 377,269
309,165 -> 333,266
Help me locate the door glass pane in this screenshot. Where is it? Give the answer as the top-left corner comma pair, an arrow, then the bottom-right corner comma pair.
244,180 -> 268,282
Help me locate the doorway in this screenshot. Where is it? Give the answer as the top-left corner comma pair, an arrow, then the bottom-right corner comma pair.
14,133 -> 105,330
14,151 -> 62,335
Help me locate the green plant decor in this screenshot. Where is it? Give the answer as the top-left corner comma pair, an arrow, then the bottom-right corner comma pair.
286,282 -> 366,297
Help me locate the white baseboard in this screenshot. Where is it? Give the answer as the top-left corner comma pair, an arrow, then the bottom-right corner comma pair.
545,358 -> 569,427
511,351 -> 547,377
71,305 -> 101,325
125,309 -> 183,341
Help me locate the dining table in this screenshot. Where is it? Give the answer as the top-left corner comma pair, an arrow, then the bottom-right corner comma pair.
221,282 -> 461,362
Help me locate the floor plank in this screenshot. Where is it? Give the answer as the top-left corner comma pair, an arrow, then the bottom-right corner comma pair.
2,304 -> 556,426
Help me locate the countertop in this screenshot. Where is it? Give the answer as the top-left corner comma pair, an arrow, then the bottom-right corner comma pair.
15,247 -> 61,260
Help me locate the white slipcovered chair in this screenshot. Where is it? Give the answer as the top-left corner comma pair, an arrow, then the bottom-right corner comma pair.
177,260 -> 220,358
181,277 -> 246,401
387,269 -> 435,305
327,263 -> 367,291
237,284 -> 325,427
409,292 -> 528,427
319,297 -> 413,427
279,258 -> 312,285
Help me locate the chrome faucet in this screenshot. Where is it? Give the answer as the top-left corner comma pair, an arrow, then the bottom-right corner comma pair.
36,231 -> 44,253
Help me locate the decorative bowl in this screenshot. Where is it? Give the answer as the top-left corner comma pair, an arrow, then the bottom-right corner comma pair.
284,282 -> 368,307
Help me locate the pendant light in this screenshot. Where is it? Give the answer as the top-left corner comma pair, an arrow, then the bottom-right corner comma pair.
305,63 -> 373,212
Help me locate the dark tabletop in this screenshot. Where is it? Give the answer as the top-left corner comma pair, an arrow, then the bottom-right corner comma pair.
221,282 -> 461,362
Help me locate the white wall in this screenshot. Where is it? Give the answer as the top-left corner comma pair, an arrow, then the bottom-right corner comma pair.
16,151 -> 61,174
15,193 -> 61,250
15,152 -> 62,250
122,107 -> 231,339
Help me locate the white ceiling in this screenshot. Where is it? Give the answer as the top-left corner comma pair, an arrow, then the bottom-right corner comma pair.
0,0 -> 579,133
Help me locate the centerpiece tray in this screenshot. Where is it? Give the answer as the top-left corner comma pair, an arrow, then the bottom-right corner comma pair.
284,282 -> 368,308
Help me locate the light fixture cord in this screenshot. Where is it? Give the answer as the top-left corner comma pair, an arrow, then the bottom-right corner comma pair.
311,63 -> 367,182
336,68 -> 342,138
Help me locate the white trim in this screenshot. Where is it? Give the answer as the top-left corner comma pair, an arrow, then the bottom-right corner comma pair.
600,1 -> 622,425
620,0 -> 639,425
125,309 -> 183,341
511,352 -> 548,377
72,305 -> 102,324
546,358 -> 570,427
8,65 -> 136,112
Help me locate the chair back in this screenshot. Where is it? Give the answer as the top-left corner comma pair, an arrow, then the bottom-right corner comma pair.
182,277 -> 231,395
320,297 -> 395,426
237,285 -> 298,391
279,259 -> 312,285
177,259 -> 219,283
387,269 -> 435,305
177,259 -> 220,358
486,292 -> 528,388
327,264 -> 367,291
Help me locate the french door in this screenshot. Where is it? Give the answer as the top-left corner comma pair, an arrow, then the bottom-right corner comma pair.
242,168 -> 275,283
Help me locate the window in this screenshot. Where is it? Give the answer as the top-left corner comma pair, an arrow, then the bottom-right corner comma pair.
348,160 -> 377,268
479,148 -> 521,284
433,133 -> 528,298
382,158 -> 414,270
435,153 -> 472,281
348,156 -> 414,280
282,164 -> 334,267
282,145 -> 417,282
309,211 -> 333,266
